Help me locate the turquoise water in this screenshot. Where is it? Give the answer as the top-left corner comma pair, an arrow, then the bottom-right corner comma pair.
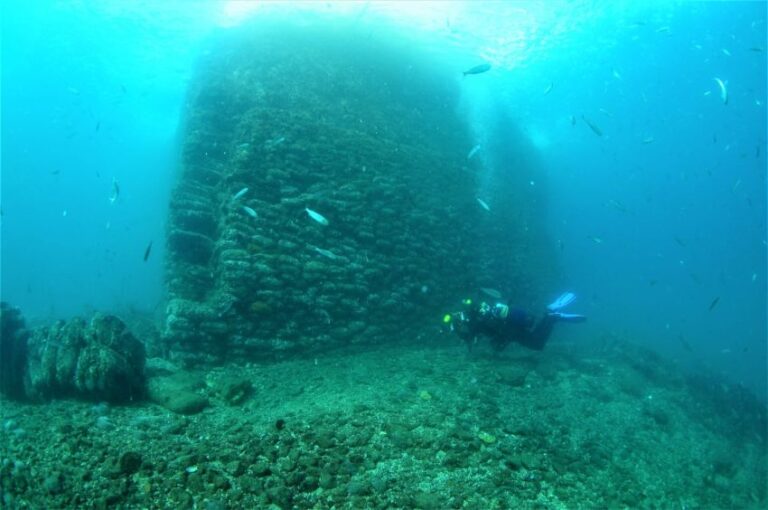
1,1 -> 766,396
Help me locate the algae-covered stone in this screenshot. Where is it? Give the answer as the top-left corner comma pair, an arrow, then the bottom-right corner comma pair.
478,431 -> 496,444
0,302 -> 29,399
215,376 -> 254,406
147,372 -> 209,415
24,313 -> 145,403
118,451 -> 143,475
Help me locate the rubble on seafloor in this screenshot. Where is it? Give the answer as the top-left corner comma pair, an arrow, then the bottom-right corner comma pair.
1,336 -> 765,509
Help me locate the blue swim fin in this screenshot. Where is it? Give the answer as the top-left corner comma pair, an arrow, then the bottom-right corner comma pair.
547,292 -> 576,311
549,312 -> 586,323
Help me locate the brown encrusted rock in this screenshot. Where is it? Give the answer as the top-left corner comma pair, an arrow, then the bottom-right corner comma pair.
147,372 -> 209,415
24,313 -> 146,403
0,302 -> 29,399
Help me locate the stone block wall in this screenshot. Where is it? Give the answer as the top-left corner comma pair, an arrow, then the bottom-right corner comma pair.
163,21 -> 553,364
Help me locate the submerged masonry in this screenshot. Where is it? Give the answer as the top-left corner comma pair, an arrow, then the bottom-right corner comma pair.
163,21 -> 553,364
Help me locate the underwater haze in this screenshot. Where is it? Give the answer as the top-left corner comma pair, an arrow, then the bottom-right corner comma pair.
3,0 -> 765,398
2,2 -> 768,508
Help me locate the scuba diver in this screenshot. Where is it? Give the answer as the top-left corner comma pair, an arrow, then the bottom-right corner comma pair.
443,292 -> 586,351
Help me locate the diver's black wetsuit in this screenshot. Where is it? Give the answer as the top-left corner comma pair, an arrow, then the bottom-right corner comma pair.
452,302 -> 558,351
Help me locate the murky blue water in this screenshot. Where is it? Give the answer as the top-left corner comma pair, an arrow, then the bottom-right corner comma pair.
2,1 -> 765,399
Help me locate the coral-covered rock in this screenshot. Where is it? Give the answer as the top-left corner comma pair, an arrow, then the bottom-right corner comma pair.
0,302 -> 29,399
147,371 -> 209,415
25,314 -> 146,403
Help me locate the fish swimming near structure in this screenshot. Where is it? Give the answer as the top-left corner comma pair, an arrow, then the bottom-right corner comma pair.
467,144 -> 481,160
305,208 -> 329,226
143,241 -> 153,262
714,77 -> 728,105
109,178 -> 120,204
581,115 -> 603,137
480,287 -> 502,299
462,63 -> 491,76
606,199 -> 630,214
312,246 -> 338,260
232,187 -> 249,200
598,108 -> 614,117
243,206 -> 258,218
265,136 -> 286,149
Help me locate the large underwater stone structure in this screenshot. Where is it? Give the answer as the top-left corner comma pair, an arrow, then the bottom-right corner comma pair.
0,303 -> 146,403
0,303 -> 29,400
163,21 -> 554,364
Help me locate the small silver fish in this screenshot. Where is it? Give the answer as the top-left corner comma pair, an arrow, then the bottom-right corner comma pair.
714,77 -> 728,104
467,144 -> 481,160
642,136 -> 655,144
543,82 -> 553,95
243,206 -> 257,218
265,136 -> 286,148
606,199 -> 629,213
109,178 -> 120,204
480,287 -> 502,299
233,187 -> 249,200
312,246 -> 337,260
476,198 -> 490,211
462,63 -> 491,76
582,115 -> 603,136
305,208 -> 328,226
